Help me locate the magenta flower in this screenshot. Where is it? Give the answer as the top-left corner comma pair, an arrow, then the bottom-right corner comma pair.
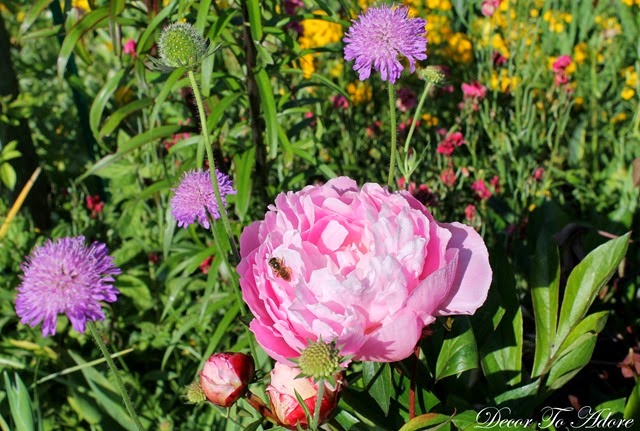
123,39 -> 137,56
170,169 -> 236,229
436,131 -> 465,156
472,179 -> 492,200
396,87 -> 417,112
15,237 -> 120,337
238,177 -> 492,363
461,81 -> 487,100
552,55 -> 572,73
343,5 -> 427,84
481,0 -> 502,17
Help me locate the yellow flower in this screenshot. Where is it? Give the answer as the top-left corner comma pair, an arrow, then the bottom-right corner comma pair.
446,32 -> 473,63
425,14 -> 452,45
426,0 -> 452,11
347,82 -> 372,106
421,113 -> 439,126
299,13 -> 343,50
491,34 -> 510,59
622,0 -> 633,5
622,67 -> 638,87
329,62 -> 344,79
574,96 -> 584,107
573,43 -> 587,65
72,0 -> 90,10
299,54 -> 315,79
490,69 -> 519,92
621,87 -> 635,100
530,9 -> 540,18
611,112 -> 628,123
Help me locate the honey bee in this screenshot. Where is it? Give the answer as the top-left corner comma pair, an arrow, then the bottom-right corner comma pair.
268,257 -> 292,282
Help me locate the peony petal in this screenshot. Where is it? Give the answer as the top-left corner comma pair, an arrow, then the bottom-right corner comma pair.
250,320 -> 301,365
320,220 -> 349,251
435,222 -> 492,315
355,312 -> 422,362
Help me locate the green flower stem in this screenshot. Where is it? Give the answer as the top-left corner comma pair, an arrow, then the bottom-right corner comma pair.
187,70 -> 241,266
403,82 -> 432,155
311,378 -> 325,430
387,82 -> 397,188
88,321 -> 144,431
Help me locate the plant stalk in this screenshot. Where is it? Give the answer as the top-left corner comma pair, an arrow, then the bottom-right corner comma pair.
387,82 -> 397,187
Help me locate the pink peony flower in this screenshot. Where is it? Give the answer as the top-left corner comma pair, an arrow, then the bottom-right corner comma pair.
200,352 -> 255,407
461,81 -> 487,100
238,177 -> 492,363
267,362 -> 344,428
123,39 -> 136,56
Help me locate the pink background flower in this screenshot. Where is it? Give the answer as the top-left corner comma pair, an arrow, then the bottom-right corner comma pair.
238,177 -> 492,363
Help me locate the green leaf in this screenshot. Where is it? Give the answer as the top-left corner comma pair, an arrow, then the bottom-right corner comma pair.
149,67 -> 188,129
554,311 -> 608,361
99,98 -> 154,138
0,162 -> 17,190
57,8 -> 110,79
245,0 -> 263,41
362,362 -> 392,416
435,317 -> 478,380
67,351 -> 137,431
68,390 -> 102,425
624,378 -> 640,422
117,275 -> 153,311
78,125 -> 181,181
254,69 -> 278,158
530,233 -> 560,378
477,249 -> 522,392
553,233 -> 630,358
232,147 -> 255,222
547,332 -> 597,390
89,68 -> 126,142
3,372 -> 35,431
19,0 -> 51,35
398,413 -> 452,431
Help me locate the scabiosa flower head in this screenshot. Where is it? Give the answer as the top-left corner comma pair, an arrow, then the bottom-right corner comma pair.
343,5 -> 427,84
170,169 -> 236,229
15,236 -> 121,337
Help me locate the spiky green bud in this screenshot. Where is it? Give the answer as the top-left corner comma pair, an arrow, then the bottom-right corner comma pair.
297,340 -> 343,380
184,380 -> 206,404
420,65 -> 447,85
157,23 -> 209,69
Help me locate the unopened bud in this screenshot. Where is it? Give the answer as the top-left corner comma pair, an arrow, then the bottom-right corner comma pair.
267,362 -> 345,428
421,66 -> 447,85
157,22 -> 209,69
200,352 -> 255,407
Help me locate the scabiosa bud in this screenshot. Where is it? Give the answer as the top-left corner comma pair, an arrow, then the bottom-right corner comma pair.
170,169 -> 236,229
343,4 -> 427,84
267,363 -> 345,428
200,353 -> 255,407
154,22 -> 210,70
420,65 -> 446,85
15,236 -> 121,337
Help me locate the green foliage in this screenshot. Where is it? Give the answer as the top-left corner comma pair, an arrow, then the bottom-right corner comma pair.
1,0 -> 639,429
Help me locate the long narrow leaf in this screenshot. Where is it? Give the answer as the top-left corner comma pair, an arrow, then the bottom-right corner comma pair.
57,8 -> 110,79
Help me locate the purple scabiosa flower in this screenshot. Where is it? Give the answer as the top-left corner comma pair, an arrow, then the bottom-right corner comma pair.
343,5 -> 427,84
170,169 -> 236,229
15,237 -> 121,337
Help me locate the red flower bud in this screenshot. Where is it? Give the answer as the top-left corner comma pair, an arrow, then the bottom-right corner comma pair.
200,352 -> 255,407
267,362 -> 344,429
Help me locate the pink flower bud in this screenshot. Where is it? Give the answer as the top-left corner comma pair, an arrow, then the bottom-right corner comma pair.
200,353 -> 255,407
267,363 -> 344,428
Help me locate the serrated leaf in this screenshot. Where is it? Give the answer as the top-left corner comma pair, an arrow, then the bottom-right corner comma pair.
435,317 -> 478,380
362,362 -> 392,416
